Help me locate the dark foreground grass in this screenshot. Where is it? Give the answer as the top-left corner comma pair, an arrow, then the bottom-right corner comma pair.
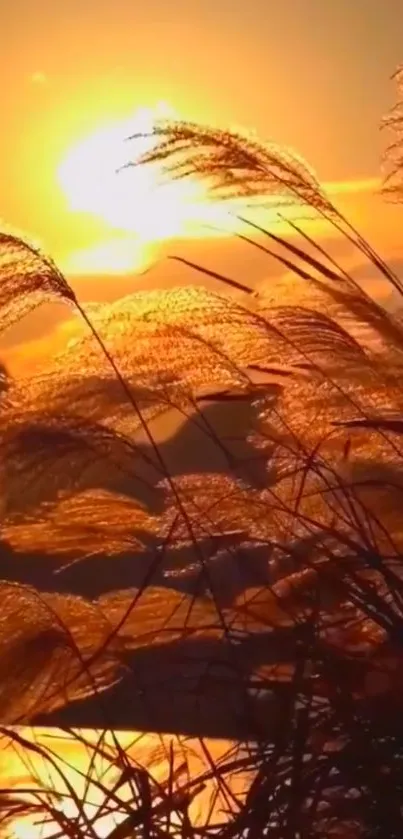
1,69 -> 403,838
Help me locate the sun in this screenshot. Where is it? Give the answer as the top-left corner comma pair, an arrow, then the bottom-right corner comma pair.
57,104 -> 259,275
58,103 -> 211,244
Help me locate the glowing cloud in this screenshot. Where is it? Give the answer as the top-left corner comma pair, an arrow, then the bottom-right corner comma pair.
62,236 -> 156,275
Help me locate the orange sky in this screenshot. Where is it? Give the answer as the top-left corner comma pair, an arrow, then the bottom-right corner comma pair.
1,1 -> 403,262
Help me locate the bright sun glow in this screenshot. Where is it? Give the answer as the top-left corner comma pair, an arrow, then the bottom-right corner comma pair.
58,103 -> 231,273
4,727 -> 248,839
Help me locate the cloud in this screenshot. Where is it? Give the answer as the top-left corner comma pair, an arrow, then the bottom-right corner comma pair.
1,316 -> 80,376
63,237 -> 155,276
325,177 -> 380,197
